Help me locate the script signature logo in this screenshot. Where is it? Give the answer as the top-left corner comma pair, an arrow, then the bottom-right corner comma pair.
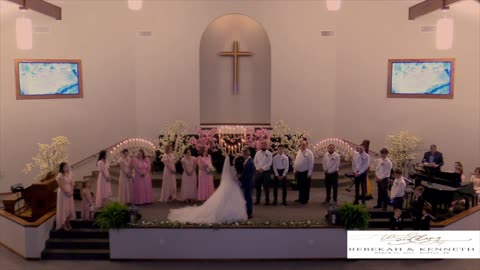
379,233 -> 471,246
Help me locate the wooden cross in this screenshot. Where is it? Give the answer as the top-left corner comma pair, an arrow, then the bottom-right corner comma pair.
220,41 -> 253,95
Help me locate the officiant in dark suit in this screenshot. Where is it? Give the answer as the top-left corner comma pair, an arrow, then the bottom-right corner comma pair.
240,148 -> 255,219
422,145 -> 444,176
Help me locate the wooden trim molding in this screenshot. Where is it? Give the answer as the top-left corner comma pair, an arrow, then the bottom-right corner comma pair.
387,58 -> 455,99
15,59 -> 83,100
431,205 -> 480,227
0,209 -> 56,227
71,137 -> 129,168
0,241 -> 26,259
6,0 -> 61,20
409,0 -> 464,20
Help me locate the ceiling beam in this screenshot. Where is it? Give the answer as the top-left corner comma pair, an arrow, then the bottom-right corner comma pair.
409,0 -> 467,20
6,0 -> 61,20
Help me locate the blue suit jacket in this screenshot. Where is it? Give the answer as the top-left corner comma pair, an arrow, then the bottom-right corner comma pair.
241,158 -> 255,189
423,151 -> 444,168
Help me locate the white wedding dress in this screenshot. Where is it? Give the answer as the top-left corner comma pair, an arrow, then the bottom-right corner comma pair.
167,157 -> 248,224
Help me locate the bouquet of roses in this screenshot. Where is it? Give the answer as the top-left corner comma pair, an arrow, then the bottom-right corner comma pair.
206,165 -> 217,175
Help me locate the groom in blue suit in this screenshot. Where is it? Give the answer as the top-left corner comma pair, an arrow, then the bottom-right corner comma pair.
240,148 -> 255,219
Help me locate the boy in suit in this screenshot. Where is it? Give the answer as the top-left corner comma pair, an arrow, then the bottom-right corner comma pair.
411,186 -> 425,229
419,203 -> 434,230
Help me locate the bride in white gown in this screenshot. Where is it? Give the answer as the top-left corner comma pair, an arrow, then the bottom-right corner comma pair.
167,156 -> 248,224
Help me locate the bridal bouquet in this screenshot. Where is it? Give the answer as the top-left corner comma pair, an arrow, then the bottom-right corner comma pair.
24,136 -> 71,179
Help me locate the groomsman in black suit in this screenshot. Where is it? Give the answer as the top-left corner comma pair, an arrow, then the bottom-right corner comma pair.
422,144 -> 444,176
240,148 -> 255,219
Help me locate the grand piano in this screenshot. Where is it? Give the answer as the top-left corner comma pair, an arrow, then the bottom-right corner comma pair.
2,176 -> 58,222
413,170 -> 476,214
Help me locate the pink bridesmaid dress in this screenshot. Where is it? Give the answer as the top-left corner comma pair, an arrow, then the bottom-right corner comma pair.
95,160 -> 112,208
197,155 -> 215,201
180,156 -> 197,201
160,153 -> 177,202
132,157 -> 154,205
81,187 -> 94,221
118,156 -> 132,204
55,173 -> 76,230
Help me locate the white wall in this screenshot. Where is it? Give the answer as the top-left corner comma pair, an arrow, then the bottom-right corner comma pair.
0,211 -> 55,258
200,14 -> 271,125
0,1 -> 137,191
335,0 -> 480,173
0,0 -> 479,192
134,0 -> 337,140
110,228 -> 348,259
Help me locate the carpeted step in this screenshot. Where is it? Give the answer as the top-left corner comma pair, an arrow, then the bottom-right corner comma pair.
45,238 -> 110,249
41,248 -> 110,260
49,228 -> 109,239
70,219 -> 97,229
43,220 -> 110,260
368,218 -> 414,229
369,210 -> 413,219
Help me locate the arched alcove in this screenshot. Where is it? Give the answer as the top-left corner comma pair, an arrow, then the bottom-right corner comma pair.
200,14 -> 271,125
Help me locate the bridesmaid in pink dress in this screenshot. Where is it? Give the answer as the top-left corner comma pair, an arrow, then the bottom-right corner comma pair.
118,149 -> 133,205
81,181 -> 94,221
132,149 -> 154,205
180,149 -> 197,202
95,150 -> 112,209
160,145 -> 177,202
55,162 -> 76,231
197,148 -> 215,201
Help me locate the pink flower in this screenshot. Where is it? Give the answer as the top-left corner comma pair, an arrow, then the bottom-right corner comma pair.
190,128 -> 219,151
246,128 -> 272,150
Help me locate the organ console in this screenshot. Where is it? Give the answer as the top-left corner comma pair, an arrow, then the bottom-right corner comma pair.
2,175 -> 58,222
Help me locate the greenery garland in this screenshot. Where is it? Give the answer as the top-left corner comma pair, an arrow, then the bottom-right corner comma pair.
129,219 -> 330,228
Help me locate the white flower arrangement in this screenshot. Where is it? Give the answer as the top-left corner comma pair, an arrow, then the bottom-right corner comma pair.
386,130 -> 422,170
157,121 -> 190,162
271,120 -> 311,160
24,136 -> 70,179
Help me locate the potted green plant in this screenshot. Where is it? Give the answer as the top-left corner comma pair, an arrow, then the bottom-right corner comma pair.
95,202 -> 130,229
338,203 -> 370,230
